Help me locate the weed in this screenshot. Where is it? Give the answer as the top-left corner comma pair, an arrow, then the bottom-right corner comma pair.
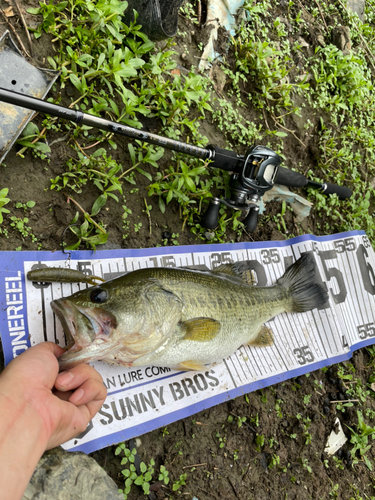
348,410 -> 375,470
228,414 -> 247,427
63,206 -> 108,251
329,483 -> 339,498
255,434 -> 265,452
10,217 -> 38,243
161,427 -> 169,438
303,394 -> 311,406
300,457 -> 312,474
172,473 -> 187,491
215,432 -> 226,449
158,465 -> 169,485
16,122 -> 51,161
0,188 -> 10,224
115,444 -> 166,498
20,0 -> 375,249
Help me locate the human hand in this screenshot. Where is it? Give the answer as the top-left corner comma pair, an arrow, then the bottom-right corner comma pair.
0,342 -> 107,450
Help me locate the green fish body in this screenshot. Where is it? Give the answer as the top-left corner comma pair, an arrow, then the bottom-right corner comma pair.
53,253 -> 328,371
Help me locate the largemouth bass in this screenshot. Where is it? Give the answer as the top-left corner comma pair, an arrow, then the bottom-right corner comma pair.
52,253 -> 328,371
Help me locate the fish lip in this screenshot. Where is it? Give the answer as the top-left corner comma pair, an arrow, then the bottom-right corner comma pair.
51,298 -> 111,348
51,298 -> 118,368
51,299 -> 109,369
57,338 -> 117,370
50,299 -> 78,349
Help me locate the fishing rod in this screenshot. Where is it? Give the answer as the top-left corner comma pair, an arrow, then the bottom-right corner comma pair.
0,87 -> 352,231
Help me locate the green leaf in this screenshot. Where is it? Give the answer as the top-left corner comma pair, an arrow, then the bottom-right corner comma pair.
364,454 -> 373,470
142,482 -> 150,495
26,7 -> 41,14
23,122 -> 40,137
140,462 -> 147,474
97,52 -> 106,69
69,73 -> 82,91
158,197 -> 165,214
91,194 -> 107,216
166,189 -> 173,204
136,167 -> 152,181
275,131 -> 288,137
128,143 -> 136,165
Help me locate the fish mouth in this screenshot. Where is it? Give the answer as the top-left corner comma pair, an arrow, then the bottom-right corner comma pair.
51,298 -> 118,369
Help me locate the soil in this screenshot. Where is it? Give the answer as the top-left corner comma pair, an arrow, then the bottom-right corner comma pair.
1,1 -> 375,499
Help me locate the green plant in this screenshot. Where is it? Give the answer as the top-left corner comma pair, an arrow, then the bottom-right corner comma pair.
255,434 -> 265,451
0,188 -> 10,224
329,483 -> 339,498
10,216 -> 38,243
300,457 -> 312,474
332,456 -> 345,470
172,473 -> 187,491
63,202 -> 108,251
16,122 -> 51,160
161,427 -> 169,438
158,465 -> 169,485
312,45 -> 373,111
115,444 -> 157,498
24,0 -> 219,245
215,431 -> 226,449
348,410 -> 375,470
15,201 -> 36,211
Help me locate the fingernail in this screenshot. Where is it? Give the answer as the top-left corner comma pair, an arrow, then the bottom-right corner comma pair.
56,371 -> 74,388
69,388 -> 84,404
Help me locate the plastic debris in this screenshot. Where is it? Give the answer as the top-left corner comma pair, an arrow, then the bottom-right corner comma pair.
0,31 -> 59,164
259,184 -> 313,223
199,0 -> 245,70
324,418 -> 347,455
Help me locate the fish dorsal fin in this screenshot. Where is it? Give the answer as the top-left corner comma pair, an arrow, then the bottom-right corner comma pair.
213,262 -> 256,285
247,325 -> 274,347
182,317 -> 221,342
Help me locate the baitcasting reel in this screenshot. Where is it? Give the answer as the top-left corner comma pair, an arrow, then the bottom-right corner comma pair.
202,145 -> 281,232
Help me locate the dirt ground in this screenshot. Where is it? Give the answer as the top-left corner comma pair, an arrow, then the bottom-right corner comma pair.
1,1 -> 375,499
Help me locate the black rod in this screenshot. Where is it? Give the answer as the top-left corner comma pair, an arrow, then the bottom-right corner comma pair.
0,87 -> 210,160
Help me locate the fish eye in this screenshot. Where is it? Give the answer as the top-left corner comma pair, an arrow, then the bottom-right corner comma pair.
90,288 -> 108,304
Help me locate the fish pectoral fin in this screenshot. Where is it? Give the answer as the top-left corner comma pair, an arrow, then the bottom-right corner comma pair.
246,325 -> 274,347
177,360 -> 207,371
182,317 -> 221,342
213,263 -> 256,285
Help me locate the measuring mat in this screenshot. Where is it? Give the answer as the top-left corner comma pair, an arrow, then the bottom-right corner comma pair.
1,231 -> 374,453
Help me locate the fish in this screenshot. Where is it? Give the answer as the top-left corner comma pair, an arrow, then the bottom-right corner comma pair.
27,267 -> 105,286
52,253 -> 328,371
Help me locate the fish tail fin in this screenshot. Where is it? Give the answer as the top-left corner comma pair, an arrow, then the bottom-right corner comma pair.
277,253 -> 329,313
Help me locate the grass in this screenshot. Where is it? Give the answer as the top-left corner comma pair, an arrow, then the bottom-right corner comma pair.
0,0 -> 374,249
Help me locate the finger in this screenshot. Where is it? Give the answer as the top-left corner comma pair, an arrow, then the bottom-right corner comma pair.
53,389 -> 74,402
1,342 -> 65,389
54,363 -> 104,392
69,377 -> 107,408
35,341 -> 66,358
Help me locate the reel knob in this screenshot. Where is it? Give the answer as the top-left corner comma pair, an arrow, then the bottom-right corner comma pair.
201,198 -> 221,229
243,206 -> 259,232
